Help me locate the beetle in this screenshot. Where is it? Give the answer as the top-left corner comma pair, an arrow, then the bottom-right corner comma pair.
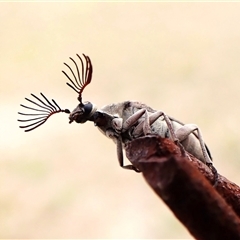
18,53 -> 217,182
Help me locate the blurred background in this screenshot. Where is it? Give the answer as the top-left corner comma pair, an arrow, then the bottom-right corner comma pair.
1,2 -> 240,239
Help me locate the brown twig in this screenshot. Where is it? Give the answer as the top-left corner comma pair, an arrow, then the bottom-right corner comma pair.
125,135 -> 240,240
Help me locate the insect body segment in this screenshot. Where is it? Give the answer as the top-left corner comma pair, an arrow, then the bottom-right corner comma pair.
18,53 -> 216,181
92,101 -> 213,169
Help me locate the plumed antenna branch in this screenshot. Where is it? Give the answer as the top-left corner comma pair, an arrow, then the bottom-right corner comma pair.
62,53 -> 93,104
18,93 -> 70,132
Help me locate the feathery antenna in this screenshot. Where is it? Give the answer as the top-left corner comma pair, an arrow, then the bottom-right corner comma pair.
62,54 -> 93,104
18,93 -> 70,132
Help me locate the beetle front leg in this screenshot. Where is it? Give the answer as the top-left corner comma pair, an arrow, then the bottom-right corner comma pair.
116,136 -> 140,172
106,128 -> 140,172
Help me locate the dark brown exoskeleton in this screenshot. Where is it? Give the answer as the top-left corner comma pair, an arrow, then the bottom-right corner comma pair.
18,53 -> 218,181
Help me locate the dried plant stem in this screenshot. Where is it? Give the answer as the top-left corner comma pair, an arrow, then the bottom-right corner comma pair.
126,135 -> 240,240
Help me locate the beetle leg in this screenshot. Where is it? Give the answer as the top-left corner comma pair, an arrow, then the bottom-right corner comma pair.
116,135 -> 140,172
106,129 -> 117,139
122,108 -> 146,132
142,110 -> 152,135
132,110 -> 178,141
111,118 -> 123,132
157,112 -> 178,141
133,110 -> 154,136
106,125 -> 140,172
122,109 -> 152,136
131,111 -> 187,156
175,124 -> 218,186
175,124 -> 212,164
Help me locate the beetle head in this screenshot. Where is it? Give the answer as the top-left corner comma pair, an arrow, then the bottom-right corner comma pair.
18,53 -> 94,131
63,53 -> 95,124
69,101 -> 97,124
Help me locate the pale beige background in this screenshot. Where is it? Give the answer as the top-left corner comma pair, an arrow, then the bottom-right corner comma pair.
1,2 -> 240,239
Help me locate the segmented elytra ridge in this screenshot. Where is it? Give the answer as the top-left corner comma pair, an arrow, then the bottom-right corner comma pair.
18,93 -> 70,132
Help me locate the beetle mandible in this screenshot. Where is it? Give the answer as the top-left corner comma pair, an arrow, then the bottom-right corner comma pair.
18,53 -> 217,181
